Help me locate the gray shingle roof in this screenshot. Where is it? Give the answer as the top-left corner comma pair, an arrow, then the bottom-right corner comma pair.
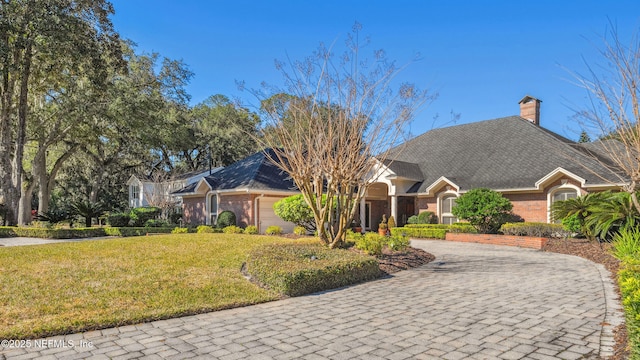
382,159 -> 424,181
387,116 -> 624,193
173,149 -> 297,194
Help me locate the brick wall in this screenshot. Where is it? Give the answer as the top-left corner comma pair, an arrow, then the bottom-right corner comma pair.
445,232 -> 548,250
220,194 -> 254,227
182,196 -> 206,225
504,193 -> 548,222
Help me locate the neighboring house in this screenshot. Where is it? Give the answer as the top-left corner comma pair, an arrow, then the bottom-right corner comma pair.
127,168 -> 222,210
173,149 -> 298,233
175,95 -> 625,233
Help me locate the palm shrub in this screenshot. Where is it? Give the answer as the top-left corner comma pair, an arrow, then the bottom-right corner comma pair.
584,192 -> 640,241
36,207 -> 74,225
551,191 -> 608,241
70,200 -> 105,227
217,211 -> 236,228
451,188 -> 513,234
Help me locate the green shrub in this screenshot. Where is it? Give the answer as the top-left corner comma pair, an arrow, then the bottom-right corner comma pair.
355,232 -> 384,255
144,219 -> 168,228
387,216 -> 396,229
130,207 -> 161,227
293,226 -> 307,236
405,224 -> 450,229
196,225 -> 215,233
217,211 -> 236,228
244,225 -> 258,235
171,227 -> 189,234
273,194 -> 319,232
107,212 -> 131,227
104,227 -> 173,237
612,227 -> 640,261
6,227 -> 106,239
613,227 -> 640,359
418,211 -> 438,224
36,208 -> 73,224
386,234 -> 410,252
390,227 -> 447,239
562,213 -> 582,234
246,243 -> 381,296
448,223 -> 478,233
265,225 -> 283,236
406,215 -> 419,224
452,188 -> 513,233
618,266 -> 640,360
499,222 -> 569,238
223,225 -> 244,234
0,226 -> 17,238
30,220 -> 52,229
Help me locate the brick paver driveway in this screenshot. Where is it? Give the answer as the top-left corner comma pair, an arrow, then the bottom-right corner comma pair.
1,240 -> 622,360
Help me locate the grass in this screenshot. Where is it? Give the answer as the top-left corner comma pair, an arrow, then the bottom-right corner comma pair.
0,233 -> 316,339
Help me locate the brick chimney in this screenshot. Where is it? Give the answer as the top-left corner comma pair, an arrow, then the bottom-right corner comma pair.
518,95 -> 541,125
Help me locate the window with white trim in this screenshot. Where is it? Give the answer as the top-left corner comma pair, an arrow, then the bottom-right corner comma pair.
551,189 -> 578,223
440,194 -> 458,225
130,185 -> 140,207
210,194 -> 218,225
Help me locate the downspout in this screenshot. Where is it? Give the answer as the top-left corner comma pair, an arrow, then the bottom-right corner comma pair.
254,194 -> 264,229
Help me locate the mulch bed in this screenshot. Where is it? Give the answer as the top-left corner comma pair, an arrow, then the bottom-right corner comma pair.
543,238 -> 629,360
376,247 -> 435,275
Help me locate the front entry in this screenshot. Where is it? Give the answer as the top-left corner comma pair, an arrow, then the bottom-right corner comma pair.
397,197 -> 415,227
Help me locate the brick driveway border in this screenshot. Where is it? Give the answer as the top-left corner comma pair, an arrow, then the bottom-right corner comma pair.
1,239 -> 624,359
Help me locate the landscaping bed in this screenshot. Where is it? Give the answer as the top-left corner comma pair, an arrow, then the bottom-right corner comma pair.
543,238 -> 628,360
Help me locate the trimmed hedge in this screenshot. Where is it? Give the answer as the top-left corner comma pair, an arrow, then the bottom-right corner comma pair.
0,227 -> 106,239
0,226 -> 175,239
104,227 -> 174,237
391,227 -> 447,239
391,223 -> 476,239
246,243 -> 381,296
499,222 -> 569,238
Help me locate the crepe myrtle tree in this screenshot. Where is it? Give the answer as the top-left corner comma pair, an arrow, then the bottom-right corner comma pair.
573,24 -> 640,213
244,23 -> 434,248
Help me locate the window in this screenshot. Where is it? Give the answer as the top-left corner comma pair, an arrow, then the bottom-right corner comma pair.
130,185 -> 140,207
551,188 -> 578,223
440,194 -> 458,224
210,195 -> 218,225
552,189 -> 578,203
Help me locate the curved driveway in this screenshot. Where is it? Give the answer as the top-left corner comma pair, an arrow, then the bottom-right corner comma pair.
1,240 -> 622,359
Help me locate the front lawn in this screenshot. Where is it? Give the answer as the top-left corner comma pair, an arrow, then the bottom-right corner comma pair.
0,234 -> 315,339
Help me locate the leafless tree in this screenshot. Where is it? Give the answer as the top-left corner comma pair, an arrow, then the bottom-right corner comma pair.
251,23 -> 434,248
143,172 -> 179,220
574,25 -> 640,212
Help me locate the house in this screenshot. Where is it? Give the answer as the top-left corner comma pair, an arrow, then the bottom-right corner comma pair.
127,168 -> 222,210
175,96 -> 624,233
358,96 -> 624,230
173,149 -> 298,232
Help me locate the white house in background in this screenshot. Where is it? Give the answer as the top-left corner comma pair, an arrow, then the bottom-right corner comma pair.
127,168 -> 222,209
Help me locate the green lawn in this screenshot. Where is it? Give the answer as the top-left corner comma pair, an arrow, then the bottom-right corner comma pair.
0,234 -> 313,339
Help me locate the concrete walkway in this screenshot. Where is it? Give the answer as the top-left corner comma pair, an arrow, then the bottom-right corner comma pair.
0,236 -> 115,247
0,240 -> 623,360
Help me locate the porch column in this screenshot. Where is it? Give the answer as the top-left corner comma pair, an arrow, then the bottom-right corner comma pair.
391,195 -> 398,223
360,197 -> 366,230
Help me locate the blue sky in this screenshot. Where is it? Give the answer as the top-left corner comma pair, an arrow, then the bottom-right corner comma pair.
109,0 -> 640,140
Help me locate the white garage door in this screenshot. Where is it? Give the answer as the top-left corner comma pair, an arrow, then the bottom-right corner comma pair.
258,197 -> 296,234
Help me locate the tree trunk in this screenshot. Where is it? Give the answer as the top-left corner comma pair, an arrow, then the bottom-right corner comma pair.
12,43 -> 33,225
17,174 -> 34,224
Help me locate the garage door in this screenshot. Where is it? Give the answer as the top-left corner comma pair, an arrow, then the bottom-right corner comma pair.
258,197 -> 296,234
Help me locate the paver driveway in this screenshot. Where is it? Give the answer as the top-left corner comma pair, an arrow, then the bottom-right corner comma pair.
0,240 -> 622,360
